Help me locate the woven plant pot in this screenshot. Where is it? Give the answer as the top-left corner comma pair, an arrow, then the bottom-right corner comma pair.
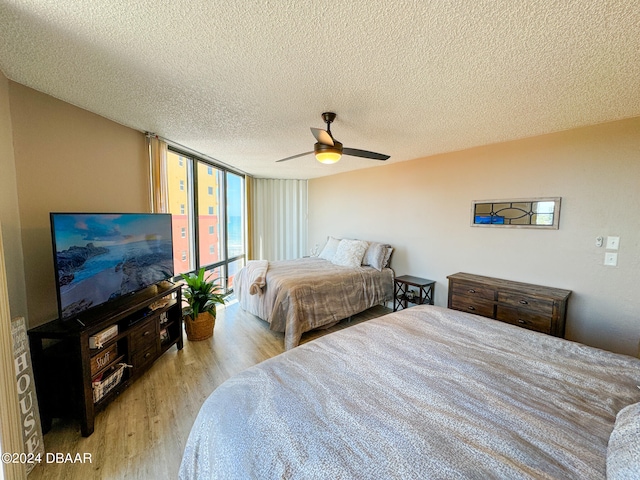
185,310 -> 216,341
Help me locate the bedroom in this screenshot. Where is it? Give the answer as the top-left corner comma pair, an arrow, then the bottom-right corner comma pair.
1,1 -> 639,479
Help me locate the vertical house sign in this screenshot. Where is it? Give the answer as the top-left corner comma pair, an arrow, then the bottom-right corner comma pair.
11,316 -> 45,473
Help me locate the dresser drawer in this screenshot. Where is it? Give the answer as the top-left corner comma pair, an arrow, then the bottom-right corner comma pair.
450,294 -> 495,318
451,282 -> 495,301
497,292 -> 553,316
496,306 -> 552,334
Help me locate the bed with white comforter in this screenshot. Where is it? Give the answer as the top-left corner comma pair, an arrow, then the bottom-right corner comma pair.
180,305 -> 640,479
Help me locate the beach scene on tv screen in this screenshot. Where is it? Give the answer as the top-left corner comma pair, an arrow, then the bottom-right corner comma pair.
53,214 -> 173,318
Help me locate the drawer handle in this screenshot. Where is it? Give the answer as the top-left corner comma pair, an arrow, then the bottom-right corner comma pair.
144,352 -> 152,359
519,300 -> 528,305
468,289 -> 476,294
143,331 -> 151,337
518,319 -> 525,324
467,306 -> 475,311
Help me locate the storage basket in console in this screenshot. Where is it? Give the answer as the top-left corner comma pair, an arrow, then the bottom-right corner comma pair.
92,363 -> 130,403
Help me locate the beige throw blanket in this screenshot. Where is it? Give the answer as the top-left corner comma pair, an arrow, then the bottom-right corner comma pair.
235,257 -> 393,349
244,260 -> 268,295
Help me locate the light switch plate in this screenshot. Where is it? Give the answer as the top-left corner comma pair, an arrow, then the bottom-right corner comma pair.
604,252 -> 618,266
606,236 -> 620,250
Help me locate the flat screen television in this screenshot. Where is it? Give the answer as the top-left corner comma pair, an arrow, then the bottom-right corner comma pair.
50,213 -> 174,320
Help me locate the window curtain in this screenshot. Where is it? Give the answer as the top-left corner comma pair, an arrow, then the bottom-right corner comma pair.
248,178 -> 308,261
147,134 -> 169,213
245,175 -> 254,260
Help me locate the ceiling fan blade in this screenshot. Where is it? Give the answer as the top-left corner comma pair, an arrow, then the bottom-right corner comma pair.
310,127 -> 334,146
276,151 -> 314,163
342,148 -> 390,161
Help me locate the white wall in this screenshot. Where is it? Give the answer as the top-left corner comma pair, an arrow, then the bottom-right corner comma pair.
309,117 -> 640,357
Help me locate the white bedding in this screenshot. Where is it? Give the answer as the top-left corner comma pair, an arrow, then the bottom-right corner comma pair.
180,305 -> 640,479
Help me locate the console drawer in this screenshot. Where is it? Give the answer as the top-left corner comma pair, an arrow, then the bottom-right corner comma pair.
132,343 -> 158,370
496,306 -> 552,334
129,317 -> 158,351
450,294 -> 495,318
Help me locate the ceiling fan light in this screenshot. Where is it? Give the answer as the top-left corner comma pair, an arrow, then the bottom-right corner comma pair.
316,151 -> 342,164
314,142 -> 342,164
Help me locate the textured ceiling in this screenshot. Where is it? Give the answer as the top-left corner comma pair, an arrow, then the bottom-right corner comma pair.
1,1 -> 639,179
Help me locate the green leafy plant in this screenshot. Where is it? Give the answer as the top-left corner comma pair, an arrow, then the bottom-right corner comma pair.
181,268 -> 226,318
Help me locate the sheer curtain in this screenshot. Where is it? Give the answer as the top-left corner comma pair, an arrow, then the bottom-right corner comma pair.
146,134 -> 169,213
248,178 -> 308,261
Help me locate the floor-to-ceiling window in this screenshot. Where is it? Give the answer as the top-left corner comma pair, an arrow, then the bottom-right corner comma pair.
226,172 -> 246,289
166,148 -> 246,293
166,150 -> 194,274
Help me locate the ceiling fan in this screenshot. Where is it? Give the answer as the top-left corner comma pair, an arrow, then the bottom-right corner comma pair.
276,112 -> 390,164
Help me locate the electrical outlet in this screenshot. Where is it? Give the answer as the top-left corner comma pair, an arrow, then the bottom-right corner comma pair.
604,252 -> 618,266
606,236 -> 620,250
595,236 -> 603,247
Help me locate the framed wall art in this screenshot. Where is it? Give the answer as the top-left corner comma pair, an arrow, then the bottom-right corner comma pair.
471,197 -> 561,229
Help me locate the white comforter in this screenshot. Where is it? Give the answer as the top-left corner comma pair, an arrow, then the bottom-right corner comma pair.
180,305 -> 640,479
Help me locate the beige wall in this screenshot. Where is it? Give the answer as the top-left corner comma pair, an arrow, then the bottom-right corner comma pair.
8,82 -> 149,328
4,77 -> 639,356
309,117 -> 640,356
0,73 -> 28,320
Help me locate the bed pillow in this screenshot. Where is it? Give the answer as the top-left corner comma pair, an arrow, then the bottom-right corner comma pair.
318,236 -> 341,261
607,402 -> 640,479
332,239 -> 368,268
383,246 -> 394,268
363,242 -> 391,271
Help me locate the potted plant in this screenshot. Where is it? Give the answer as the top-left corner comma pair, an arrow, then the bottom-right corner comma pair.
181,268 -> 225,341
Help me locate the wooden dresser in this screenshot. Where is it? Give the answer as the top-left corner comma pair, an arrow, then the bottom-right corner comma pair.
447,273 -> 571,337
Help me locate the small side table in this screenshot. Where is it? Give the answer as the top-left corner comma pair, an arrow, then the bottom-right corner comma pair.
393,275 -> 435,311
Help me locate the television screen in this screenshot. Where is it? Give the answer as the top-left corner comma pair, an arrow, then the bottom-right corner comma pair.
51,213 -> 174,320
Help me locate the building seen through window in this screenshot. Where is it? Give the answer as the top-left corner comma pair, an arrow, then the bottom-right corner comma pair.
166,150 -> 246,292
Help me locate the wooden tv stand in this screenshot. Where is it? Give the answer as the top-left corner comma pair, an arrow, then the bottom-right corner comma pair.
28,281 -> 183,437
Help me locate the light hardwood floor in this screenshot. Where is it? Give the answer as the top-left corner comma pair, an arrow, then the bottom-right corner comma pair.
28,300 -> 391,479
